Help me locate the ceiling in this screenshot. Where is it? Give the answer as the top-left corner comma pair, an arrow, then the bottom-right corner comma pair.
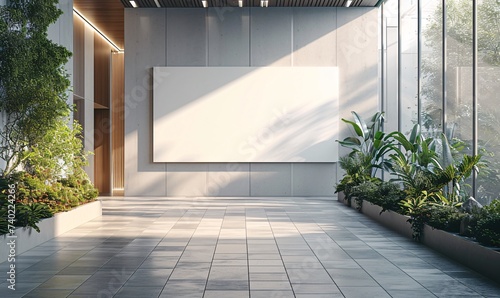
74,0 -> 383,50
74,0 -> 126,49
120,0 -> 381,8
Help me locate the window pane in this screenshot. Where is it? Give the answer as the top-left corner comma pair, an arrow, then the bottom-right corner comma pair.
477,0 -> 500,204
400,0 -> 418,133
421,0 -> 443,137
446,0 -> 474,197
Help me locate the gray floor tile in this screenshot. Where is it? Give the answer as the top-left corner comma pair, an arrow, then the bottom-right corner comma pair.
250,290 -> 295,298
114,286 -> 163,297
23,288 -> 74,298
1,197 -> 497,298
37,274 -> 90,289
339,286 -> 392,298
250,281 -> 292,291
204,290 -> 250,298
209,265 -> 249,280
292,283 -> 342,294
287,268 -> 333,284
206,280 -> 249,290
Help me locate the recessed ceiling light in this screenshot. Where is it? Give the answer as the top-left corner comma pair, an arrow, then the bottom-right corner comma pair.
239,0 -> 243,7
345,0 -> 352,7
129,1 -> 138,8
202,0 -> 208,8
260,0 -> 268,7
154,0 -> 161,7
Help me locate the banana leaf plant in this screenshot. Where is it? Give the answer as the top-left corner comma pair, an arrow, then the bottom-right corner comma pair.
337,111 -> 394,177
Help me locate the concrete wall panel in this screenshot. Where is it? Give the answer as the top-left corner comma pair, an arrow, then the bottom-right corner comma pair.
250,164 -> 292,196
124,9 -> 167,196
166,164 -> 208,197
250,8 -> 292,66
124,7 -> 379,197
292,8 -> 337,67
166,9 -> 207,66
207,163 -> 250,196
292,163 -> 336,196
208,8 -> 250,66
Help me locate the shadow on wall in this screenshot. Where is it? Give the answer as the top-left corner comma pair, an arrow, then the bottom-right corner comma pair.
123,7 -> 378,195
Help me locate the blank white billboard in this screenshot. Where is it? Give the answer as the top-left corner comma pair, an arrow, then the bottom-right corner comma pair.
153,67 -> 338,163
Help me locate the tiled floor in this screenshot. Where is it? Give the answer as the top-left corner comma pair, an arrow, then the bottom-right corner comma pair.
1,197 -> 499,298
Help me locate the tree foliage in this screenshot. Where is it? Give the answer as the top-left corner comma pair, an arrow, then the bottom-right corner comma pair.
0,0 -> 72,176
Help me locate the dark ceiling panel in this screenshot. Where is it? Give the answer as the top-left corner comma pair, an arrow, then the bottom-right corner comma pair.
120,0 -> 380,7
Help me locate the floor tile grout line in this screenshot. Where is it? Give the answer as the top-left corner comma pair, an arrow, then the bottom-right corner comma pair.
3,197 -> 499,298
286,205 -> 345,294
322,202 -> 440,298
267,207 -> 297,298
201,204 -> 225,298
159,203 -> 208,297
336,201 -> 489,297
245,205 -> 251,298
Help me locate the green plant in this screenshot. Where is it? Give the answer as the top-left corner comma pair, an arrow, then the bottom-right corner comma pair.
365,181 -> 404,213
0,176 -> 53,234
338,111 -> 393,176
15,203 -> 53,233
400,192 -> 432,241
350,180 -> 381,210
0,0 -> 72,177
473,200 -> 500,247
427,205 -> 466,233
335,152 -> 373,204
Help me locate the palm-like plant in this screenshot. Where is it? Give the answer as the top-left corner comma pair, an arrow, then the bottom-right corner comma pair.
336,152 -> 377,203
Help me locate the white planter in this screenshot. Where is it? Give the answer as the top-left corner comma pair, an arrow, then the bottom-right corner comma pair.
0,200 -> 102,263
345,200 -> 500,284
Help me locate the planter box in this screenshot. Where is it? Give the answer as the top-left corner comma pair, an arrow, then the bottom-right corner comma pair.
422,225 -> 500,284
337,191 -> 357,208
342,199 -> 500,284
360,201 -> 413,239
0,200 -> 102,263
337,191 -> 347,205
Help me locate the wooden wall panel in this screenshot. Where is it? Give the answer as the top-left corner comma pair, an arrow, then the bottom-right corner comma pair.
111,53 -> 125,195
94,109 -> 111,196
94,33 -> 111,108
73,15 -> 85,99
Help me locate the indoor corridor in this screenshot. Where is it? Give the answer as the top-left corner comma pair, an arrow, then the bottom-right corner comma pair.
1,197 -> 499,298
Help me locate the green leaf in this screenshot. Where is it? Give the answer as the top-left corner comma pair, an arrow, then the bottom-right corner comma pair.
341,118 -> 364,137
440,133 -> 454,168
409,124 -> 421,144
352,111 -> 369,139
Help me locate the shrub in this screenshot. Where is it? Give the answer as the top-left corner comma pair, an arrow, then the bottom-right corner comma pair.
15,203 -> 53,233
366,181 -> 404,213
473,200 -> 500,247
336,152 -> 373,203
0,177 -> 54,233
427,205 -> 466,233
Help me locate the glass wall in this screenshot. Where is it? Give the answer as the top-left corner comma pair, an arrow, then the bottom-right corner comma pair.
399,0 -> 418,133
477,0 -> 500,205
381,0 -> 500,204
421,0 -> 442,136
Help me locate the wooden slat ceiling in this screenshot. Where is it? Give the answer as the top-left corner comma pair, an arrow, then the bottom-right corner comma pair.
74,0 -> 382,50
73,0 -> 125,49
